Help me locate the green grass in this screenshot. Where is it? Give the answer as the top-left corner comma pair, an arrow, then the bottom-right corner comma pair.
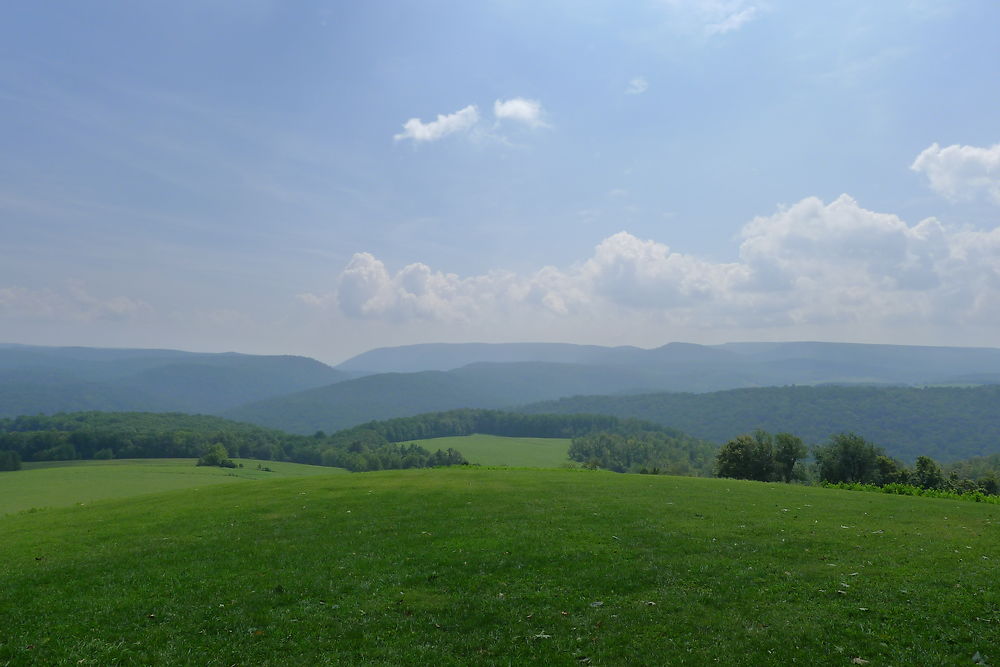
1,467 -> 997,665
404,433 -> 572,467
1,458 -> 344,515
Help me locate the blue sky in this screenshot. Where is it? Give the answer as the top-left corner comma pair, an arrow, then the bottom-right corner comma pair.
2,0 -> 999,362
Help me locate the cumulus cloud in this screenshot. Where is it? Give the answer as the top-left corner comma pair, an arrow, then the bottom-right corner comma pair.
493,98 -> 547,128
305,195 -> 1000,333
625,76 -> 649,95
911,142 -> 1000,204
303,252 -> 521,323
393,105 -> 479,143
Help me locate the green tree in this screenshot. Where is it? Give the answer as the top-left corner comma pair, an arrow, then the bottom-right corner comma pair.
814,433 -> 882,483
197,443 -> 235,468
912,455 -> 945,490
716,431 -> 775,481
977,474 -> 999,495
773,432 -> 807,483
875,455 -> 908,484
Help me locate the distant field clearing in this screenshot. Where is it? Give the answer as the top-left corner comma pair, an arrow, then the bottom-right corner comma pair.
403,433 -> 572,468
0,458 -> 344,515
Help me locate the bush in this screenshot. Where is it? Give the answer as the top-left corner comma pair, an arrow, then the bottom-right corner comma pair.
823,481 -> 1000,505
197,443 -> 235,468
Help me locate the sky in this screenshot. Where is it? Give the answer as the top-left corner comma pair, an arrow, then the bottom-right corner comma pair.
2,0 -> 999,364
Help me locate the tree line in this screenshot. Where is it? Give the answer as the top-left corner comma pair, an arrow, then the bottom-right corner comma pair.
713,430 -> 998,496
0,409 -> 683,474
520,384 -> 1000,463
0,411 -> 468,473
567,431 -> 716,476
342,409 -> 681,443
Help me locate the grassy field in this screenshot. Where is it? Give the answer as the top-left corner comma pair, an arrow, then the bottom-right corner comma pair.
1,458 -> 344,515
405,433 -> 572,467
1,467 -> 997,665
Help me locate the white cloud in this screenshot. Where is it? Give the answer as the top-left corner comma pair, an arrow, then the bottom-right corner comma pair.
911,142 -> 1000,204
393,105 -> 479,143
625,76 -> 649,95
493,98 -> 547,128
661,0 -> 762,36
705,6 -> 758,35
306,195 -> 1000,333
310,251 -> 523,323
393,98 -> 548,144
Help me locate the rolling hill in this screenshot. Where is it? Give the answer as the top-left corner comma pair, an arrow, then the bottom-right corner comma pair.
0,344 -> 347,417
336,340 -> 1000,387
520,384 -> 1000,463
2,468 -> 996,664
6,341 -> 1000,467
223,361 -> 695,433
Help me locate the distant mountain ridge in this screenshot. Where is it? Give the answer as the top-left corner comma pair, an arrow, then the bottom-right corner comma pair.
6,341 -> 1000,461
222,361 -> 675,434
337,340 -> 1000,386
0,344 -> 347,417
335,341 -> 738,374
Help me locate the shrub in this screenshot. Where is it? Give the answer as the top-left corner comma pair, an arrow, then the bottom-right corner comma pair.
197,443 -> 234,468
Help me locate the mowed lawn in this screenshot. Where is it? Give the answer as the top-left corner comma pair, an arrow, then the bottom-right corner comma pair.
405,433 -> 572,467
1,467 -> 997,665
0,458 -> 344,515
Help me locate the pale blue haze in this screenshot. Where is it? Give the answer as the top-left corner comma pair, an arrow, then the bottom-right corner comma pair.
2,1 -> 999,361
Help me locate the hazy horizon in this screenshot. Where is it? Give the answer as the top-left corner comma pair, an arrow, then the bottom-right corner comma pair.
4,2 -> 999,361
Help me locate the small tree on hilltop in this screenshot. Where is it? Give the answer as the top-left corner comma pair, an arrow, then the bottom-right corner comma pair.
814,432 -> 881,484
875,455 -> 909,484
773,433 -> 807,483
197,443 -> 236,468
912,455 -> 945,490
716,431 -> 775,481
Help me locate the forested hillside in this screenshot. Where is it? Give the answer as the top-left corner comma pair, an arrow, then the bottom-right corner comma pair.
0,409 -> 716,475
0,412 -> 462,473
338,340 -> 1000,385
0,345 -> 346,417
336,408 -> 717,476
343,408 -> 686,442
223,362 -> 688,433
521,385 -> 1000,462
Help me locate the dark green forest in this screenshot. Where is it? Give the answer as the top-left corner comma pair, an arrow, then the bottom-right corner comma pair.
4,407 -> 1000,491
521,384 -> 1000,462
568,431 -> 716,475
0,409 -> 710,474
0,412 -> 463,473
343,408 -> 687,442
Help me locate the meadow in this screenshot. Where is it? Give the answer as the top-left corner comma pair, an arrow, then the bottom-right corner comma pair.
1,467 -> 997,665
403,433 -> 572,468
1,458 -> 343,515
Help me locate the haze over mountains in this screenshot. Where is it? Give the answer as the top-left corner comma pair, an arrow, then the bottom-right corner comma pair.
339,340 -> 1000,386
4,341 -> 1000,459
0,344 -> 346,416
